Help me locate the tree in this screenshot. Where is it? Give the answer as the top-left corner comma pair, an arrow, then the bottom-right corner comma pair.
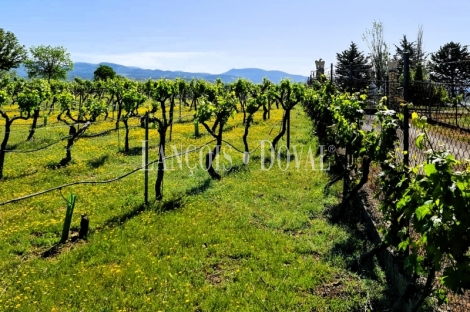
429,41 -> 470,97
394,35 -> 417,73
0,29 -> 27,74
416,25 -> 426,63
335,42 -> 371,92
413,62 -> 425,81
24,45 -> 73,82
362,20 -> 389,87
93,64 -> 116,81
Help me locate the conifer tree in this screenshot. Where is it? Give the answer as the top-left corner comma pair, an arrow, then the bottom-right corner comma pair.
335,42 -> 371,91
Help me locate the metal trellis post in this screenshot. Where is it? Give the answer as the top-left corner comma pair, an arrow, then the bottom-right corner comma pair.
403,52 -> 410,166
144,113 -> 149,205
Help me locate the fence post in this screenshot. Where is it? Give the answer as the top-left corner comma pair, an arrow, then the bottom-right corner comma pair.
169,115 -> 173,142
117,124 -> 120,152
60,194 -> 77,244
194,118 -> 199,137
144,113 -> 149,205
403,52 -> 410,166
330,63 -> 333,82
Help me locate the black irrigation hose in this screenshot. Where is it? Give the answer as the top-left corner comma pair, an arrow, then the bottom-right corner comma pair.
3,135 -> 71,153
0,139 -> 218,206
0,119 -> 283,206
2,125 -> 141,151
2,118 -> 122,131
2,124 -> 73,133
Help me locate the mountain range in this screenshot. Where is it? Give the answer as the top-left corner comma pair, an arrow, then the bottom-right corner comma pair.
13,63 -> 308,84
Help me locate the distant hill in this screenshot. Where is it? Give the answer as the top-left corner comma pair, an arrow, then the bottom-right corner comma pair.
222,68 -> 307,83
12,63 -> 308,84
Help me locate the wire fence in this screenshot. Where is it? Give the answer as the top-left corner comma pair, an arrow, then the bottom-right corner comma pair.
355,77 -> 470,169
348,72 -> 470,310
0,116 -> 282,206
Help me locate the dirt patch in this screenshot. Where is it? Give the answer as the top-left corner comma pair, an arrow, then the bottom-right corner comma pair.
207,273 -> 222,285
315,279 -> 345,298
205,263 -> 224,285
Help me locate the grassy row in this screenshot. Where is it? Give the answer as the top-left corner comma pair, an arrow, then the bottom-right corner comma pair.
0,106 -> 389,311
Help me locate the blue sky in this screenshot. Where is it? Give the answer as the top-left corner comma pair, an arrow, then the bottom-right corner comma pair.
1,0 -> 469,75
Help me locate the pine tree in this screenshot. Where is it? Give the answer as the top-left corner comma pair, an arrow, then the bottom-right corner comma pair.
430,41 -> 470,97
413,62 -> 425,81
335,42 -> 371,92
394,35 -> 417,74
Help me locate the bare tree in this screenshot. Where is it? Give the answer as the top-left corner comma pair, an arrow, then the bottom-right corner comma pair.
416,25 -> 426,63
362,20 -> 389,87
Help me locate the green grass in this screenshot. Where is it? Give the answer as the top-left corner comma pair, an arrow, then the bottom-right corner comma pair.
0,106 -> 389,311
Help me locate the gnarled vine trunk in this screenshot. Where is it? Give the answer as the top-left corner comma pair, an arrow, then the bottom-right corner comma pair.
26,109 -> 40,141
60,123 -> 90,166
155,129 -> 166,200
0,121 -> 12,180
272,109 -> 290,150
204,123 -> 223,180
242,116 -> 253,154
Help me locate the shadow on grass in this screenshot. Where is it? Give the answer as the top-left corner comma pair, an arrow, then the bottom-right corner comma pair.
82,128 -> 115,138
222,124 -> 236,133
42,244 -> 61,258
41,230 -> 81,258
250,155 -> 275,169
41,197 -> 185,259
325,195 -> 373,272
5,142 -> 21,150
185,178 -> 211,196
173,115 -> 194,124
324,191 -> 398,310
6,137 -> 58,151
100,197 -> 182,229
158,197 -> 184,212
122,146 -> 143,156
3,169 -> 38,181
45,159 -> 71,170
87,155 -> 109,168
223,164 -> 249,176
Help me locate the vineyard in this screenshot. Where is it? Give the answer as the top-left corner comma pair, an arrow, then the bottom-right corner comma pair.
0,72 -> 470,311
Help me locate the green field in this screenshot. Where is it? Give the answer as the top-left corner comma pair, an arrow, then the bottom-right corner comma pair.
0,106 -> 389,311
